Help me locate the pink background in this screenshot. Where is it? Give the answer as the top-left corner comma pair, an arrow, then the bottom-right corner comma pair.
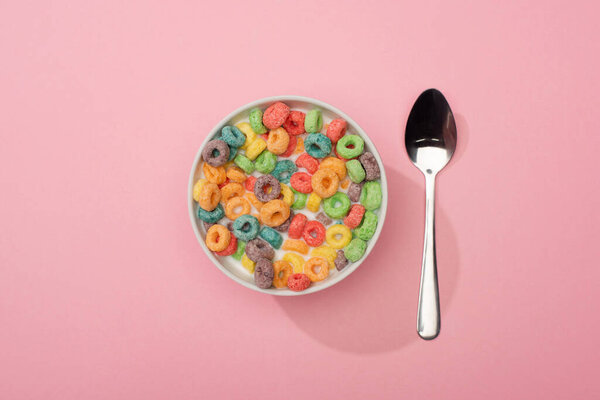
1,1 -> 599,399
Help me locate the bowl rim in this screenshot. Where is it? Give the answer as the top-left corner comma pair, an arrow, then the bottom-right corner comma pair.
188,95 -> 388,296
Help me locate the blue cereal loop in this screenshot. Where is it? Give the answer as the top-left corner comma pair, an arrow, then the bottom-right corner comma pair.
221,126 -> 246,148
304,133 -> 332,159
259,226 -> 283,249
271,160 -> 297,184
197,203 -> 224,223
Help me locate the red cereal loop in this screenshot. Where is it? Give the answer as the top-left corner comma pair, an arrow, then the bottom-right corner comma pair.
326,118 -> 347,143
287,273 -> 311,291
288,213 -> 308,239
343,204 -> 365,229
245,176 -> 257,192
302,220 -> 326,247
218,178 -> 230,189
335,147 -> 359,162
295,153 -> 319,174
280,135 -> 297,158
283,111 -> 306,136
290,172 -> 313,193
262,102 -> 290,130
215,233 -> 238,256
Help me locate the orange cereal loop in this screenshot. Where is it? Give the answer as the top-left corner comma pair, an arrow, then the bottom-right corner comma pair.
340,178 -> 350,189
293,136 -> 304,154
246,192 -> 264,211
203,163 -> 227,184
226,166 -> 247,183
220,182 -> 245,203
266,127 -> 290,155
198,182 -> 222,211
311,168 -> 339,198
272,260 -> 293,288
205,224 -> 231,252
304,257 -> 330,282
225,196 -> 251,220
259,199 -> 290,227
319,157 -> 347,180
282,239 -> 309,255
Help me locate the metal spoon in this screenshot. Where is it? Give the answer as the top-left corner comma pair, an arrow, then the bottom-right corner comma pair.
405,88 -> 457,340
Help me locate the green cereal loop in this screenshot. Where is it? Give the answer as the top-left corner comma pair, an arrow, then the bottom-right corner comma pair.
336,135 -> 365,159
354,211 -> 378,241
197,203 -> 224,223
254,150 -> 277,174
305,109 -> 323,133
344,238 -> 367,262
259,226 -> 283,249
322,192 -> 351,219
360,181 -> 382,211
346,159 -> 365,183
234,154 -> 255,174
291,189 -> 307,209
249,108 -> 267,134
232,240 -> 246,260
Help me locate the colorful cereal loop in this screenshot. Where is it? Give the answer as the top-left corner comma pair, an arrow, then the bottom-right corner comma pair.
282,239 -> 309,255
205,224 -> 231,252
235,122 -> 256,150
203,163 -> 227,184
282,253 -> 305,274
249,108 -> 267,134
306,192 -> 322,212
272,260 -> 294,288
304,257 -> 329,282
325,224 -> 352,249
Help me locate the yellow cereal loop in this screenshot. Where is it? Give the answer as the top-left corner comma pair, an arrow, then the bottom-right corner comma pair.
306,192 -> 322,212
282,252 -> 305,274
293,136 -> 304,154
235,122 -> 256,150
241,253 -> 256,273
192,179 -> 207,202
311,245 -> 337,270
280,183 -> 294,206
325,224 -> 352,249
245,138 -> 267,160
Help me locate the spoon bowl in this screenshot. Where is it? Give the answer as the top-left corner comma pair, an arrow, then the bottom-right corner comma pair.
406,89 -> 457,175
405,88 -> 457,340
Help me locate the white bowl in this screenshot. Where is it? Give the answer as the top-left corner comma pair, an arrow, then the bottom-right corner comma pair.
188,95 -> 388,296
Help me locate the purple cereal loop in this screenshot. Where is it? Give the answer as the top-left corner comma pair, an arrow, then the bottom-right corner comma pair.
202,139 -> 230,167
274,210 -> 294,232
254,174 -> 281,202
358,152 -> 380,181
246,238 -> 275,262
254,258 -> 274,289
335,250 -> 349,271
226,221 -> 234,231
315,212 -> 332,226
347,182 -> 364,202
203,221 -> 215,231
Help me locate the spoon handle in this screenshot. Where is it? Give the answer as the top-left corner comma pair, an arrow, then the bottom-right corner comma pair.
417,174 -> 441,340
